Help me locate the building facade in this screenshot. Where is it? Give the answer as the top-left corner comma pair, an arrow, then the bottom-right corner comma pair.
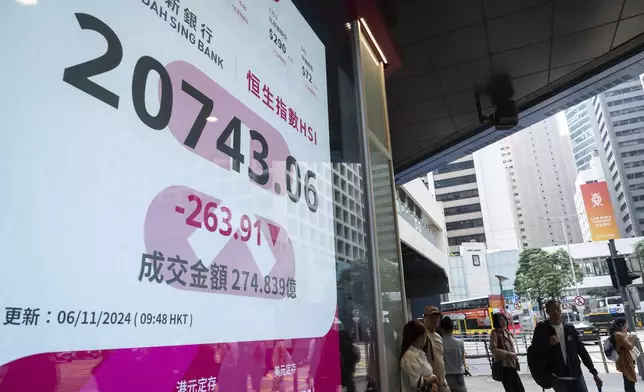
503,117 -> 583,248
446,243 -> 520,302
542,237 -> 644,297
565,101 -> 597,171
447,243 -> 492,301
474,142 -> 520,251
430,155 -> 486,254
487,249 -> 521,296
591,78 -> 644,237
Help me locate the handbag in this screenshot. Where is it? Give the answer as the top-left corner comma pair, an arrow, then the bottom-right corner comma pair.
631,346 -> 641,361
491,331 -> 504,381
416,376 -> 433,392
492,361 -> 503,381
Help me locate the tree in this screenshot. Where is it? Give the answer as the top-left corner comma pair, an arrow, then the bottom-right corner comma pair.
586,287 -> 619,298
379,258 -> 402,293
514,248 -> 584,300
634,240 -> 644,262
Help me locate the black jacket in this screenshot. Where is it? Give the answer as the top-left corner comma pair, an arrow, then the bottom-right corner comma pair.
531,321 -> 598,379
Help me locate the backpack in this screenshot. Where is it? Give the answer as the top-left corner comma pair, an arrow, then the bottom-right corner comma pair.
527,322 -> 553,389
603,338 -> 619,362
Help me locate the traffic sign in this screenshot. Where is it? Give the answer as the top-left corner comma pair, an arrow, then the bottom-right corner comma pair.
574,296 -> 586,306
514,302 -> 522,310
562,297 -> 569,304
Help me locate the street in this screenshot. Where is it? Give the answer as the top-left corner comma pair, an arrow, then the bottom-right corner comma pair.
467,374 -> 629,392
462,330 -> 644,377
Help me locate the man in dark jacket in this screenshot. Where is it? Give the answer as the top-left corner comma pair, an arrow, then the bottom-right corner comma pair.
531,300 -> 602,392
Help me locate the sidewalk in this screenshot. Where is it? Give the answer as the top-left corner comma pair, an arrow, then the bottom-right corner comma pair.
465,374 -> 629,391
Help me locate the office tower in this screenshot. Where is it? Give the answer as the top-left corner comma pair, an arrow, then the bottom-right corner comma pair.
591,77 -> 644,237
474,143 -> 519,251
430,155 -> 485,254
565,101 -> 597,171
502,117 -> 583,248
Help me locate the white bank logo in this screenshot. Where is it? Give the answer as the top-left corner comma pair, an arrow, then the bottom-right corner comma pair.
591,193 -> 603,208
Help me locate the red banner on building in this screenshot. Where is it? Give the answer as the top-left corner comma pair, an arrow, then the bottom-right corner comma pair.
580,181 -> 620,241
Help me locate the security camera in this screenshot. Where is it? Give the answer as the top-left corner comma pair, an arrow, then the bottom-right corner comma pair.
475,73 -> 518,131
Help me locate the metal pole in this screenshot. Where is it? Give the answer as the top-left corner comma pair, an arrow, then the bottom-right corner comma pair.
598,335 -> 610,374
561,217 -> 580,297
608,239 -> 644,379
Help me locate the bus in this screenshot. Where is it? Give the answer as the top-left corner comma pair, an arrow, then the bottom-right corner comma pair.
441,295 -> 520,338
587,312 -> 626,334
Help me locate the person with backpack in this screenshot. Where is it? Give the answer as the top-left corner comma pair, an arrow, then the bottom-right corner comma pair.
529,300 -> 602,392
607,318 -> 638,391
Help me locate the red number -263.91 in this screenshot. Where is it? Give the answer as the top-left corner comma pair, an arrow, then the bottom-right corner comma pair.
178,194 -> 261,245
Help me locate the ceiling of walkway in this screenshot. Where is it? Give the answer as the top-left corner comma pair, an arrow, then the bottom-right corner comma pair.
387,0 -> 644,181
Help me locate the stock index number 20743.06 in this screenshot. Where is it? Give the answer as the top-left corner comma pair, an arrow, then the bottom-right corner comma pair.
62,13 -> 319,213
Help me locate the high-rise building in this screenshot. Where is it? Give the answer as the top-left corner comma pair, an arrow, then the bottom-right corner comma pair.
430,155 -> 485,254
591,78 -> 644,237
565,101 -> 596,171
474,143 -> 519,251
573,151 -> 606,242
429,148 -> 519,254
502,117 -> 583,248
332,163 -> 367,265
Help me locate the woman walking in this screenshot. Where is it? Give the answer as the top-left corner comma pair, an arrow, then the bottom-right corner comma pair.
490,313 -> 525,392
400,320 -> 439,392
610,318 -> 638,392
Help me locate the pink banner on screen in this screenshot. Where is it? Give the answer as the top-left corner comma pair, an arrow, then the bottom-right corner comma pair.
0,325 -> 341,391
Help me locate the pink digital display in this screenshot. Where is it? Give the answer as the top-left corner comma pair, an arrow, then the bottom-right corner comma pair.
143,186 -> 295,299
0,326 -> 341,391
0,0 -> 340,390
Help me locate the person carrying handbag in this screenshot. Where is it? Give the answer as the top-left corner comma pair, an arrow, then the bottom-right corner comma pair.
401,320 -> 439,392
610,317 -> 639,392
490,313 -> 525,392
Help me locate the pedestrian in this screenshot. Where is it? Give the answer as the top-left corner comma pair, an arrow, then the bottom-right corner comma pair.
609,317 -> 638,392
400,320 -> 439,392
530,299 -> 602,392
424,306 -> 451,392
490,313 -> 525,392
441,316 -> 467,392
